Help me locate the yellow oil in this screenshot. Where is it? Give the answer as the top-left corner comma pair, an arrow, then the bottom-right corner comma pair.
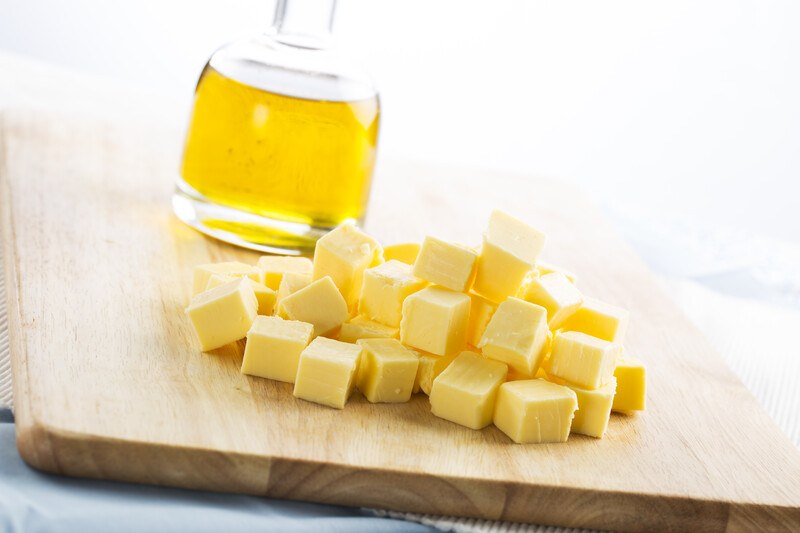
180,66 -> 380,228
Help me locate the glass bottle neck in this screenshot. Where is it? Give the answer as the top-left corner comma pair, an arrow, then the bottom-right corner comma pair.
271,0 -> 336,49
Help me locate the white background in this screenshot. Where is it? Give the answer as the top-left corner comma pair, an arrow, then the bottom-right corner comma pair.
1,0 -> 798,243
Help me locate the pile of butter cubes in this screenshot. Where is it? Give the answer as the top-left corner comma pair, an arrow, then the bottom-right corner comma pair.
186,210 -> 646,444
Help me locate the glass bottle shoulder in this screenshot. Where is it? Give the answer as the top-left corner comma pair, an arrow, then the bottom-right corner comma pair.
206,33 -> 377,103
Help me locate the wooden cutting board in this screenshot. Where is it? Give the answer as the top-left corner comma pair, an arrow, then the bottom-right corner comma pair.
2,110 -> 799,533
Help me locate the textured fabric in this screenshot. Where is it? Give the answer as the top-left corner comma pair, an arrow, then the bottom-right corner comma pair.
1,210 -> 798,533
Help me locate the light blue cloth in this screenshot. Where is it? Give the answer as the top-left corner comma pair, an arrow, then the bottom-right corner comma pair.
0,410 -> 432,533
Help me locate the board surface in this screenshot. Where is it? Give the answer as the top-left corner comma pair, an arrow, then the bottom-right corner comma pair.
2,111 -> 799,533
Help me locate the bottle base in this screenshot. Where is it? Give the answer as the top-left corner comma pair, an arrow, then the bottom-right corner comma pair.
171,183 -> 348,256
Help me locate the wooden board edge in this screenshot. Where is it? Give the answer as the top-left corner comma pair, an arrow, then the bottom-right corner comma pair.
10,418 -> 799,533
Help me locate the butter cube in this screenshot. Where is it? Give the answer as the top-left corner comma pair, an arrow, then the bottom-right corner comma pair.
185,278 -> 258,351
479,297 -> 549,377
400,287 -> 470,356
360,260 -> 427,327
412,236 -> 478,292
278,276 -> 348,337
276,272 -> 312,303
241,316 -> 313,383
293,337 -> 362,409
356,339 -> 419,403
206,276 -> 276,316
338,316 -> 399,343
257,256 -> 313,290
313,224 -> 383,309
564,378 -> 617,438
383,242 -> 421,265
535,261 -> 577,284
192,262 -> 262,295
612,357 -> 647,412
429,351 -> 508,429
416,350 -> 459,395
474,210 -> 546,302
493,379 -> 578,444
547,331 -> 620,390
522,272 -> 584,329
467,293 -> 497,347
561,297 -> 629,344
204,273 -> 234,290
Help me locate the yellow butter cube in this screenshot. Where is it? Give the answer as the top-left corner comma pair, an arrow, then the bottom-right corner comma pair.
400,286 -> 470,356
278,276 -> 348,337
338,316 -> 399,343
276,272 -> 312,303
522,272 -> 584,329
250,281 -> 277,316
547,331 -> 620,390
535,261 -> 577,284
561,297 -> 629,344
563,378 -> 617,438
192,262 -> 262,295
185,278 -> 258,351
241,316 -> 313,383
359,260 -> 427,327
479,297 -> 549,377
204,273 -> 234,290
206,276 -> 276,316
257,256 -> 313,290
355,339 -> 419,403
412,236 -> 478,292
613,357 -> 647,412
474,210 -> 546,302
312,224 -> 383,309
383,242 -> 421,265
467,293 -> 497,347
416,350 -> 459,395
493,379 -> 578,444
293,337 -> 362,409
430,351 -> 508,430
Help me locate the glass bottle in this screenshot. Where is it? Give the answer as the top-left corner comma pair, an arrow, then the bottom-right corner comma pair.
173,0 -> 380,255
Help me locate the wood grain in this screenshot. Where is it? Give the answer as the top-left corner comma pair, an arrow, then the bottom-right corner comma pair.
1,110 -> 799,532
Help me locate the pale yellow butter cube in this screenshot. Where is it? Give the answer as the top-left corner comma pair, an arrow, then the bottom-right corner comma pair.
383,242 -> 421,265
416,350 -> 459,395
192,262 -> 262,295
257,256 -> 313,290
312,224 -> 383,309
547,331 -> 620,390
359,260 -> 427,327
338,316 -> 399,343
276,272 -> 312,303
206,276 -> 276,316
356,339 -> 419,403
467,293 -> 497,347
204,273 -> 234,290
493,379 -> 578,444
563,378 -> 617,438
535,261 -> 577,284
429,351 -> 508,429
474,210 -> 546,302
278,276 -> 348,337
522,272 -> 584,329
185,278 -> 258,351
241,316 -> 313,383
561,297 -> 629,344
479,297 -> 549,377
293,337 -> 362,409
400,287 -> 470,356
613,357 -> 647,412
412,236 -> 478,292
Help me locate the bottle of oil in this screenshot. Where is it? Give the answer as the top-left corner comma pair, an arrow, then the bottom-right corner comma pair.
173,0 -> 380,254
